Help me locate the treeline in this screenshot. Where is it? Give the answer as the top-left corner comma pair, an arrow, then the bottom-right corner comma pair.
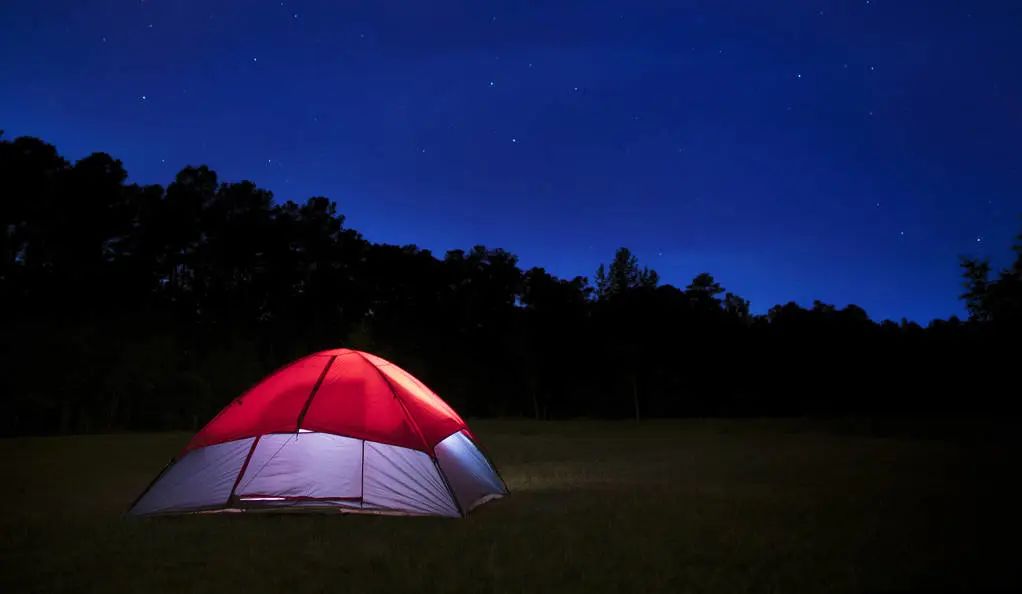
1,135 -> 1019,435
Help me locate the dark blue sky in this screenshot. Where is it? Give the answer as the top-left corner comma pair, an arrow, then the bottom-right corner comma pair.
3,1 -> 1020,322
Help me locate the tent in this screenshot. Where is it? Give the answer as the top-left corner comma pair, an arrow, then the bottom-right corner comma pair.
129,349 -> 507,517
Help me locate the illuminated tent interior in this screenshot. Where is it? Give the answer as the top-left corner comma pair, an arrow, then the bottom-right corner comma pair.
129,349 -> 507,517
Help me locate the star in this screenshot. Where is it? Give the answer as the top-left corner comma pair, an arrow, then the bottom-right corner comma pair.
252,57 -> 258,62
511,138 -> 517,143
900,231 -> 905,237
796,73 -> 802,78
101,36 -> 107,43
976,236 -> 983,243
293,13 -> 299,19
870,65 -> 876,71
140,95 -> 147,101
573,87 -> 579,92
489,81 -> 495,87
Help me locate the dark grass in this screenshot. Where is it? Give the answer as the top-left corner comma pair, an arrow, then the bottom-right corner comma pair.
0,419 -> 1015,593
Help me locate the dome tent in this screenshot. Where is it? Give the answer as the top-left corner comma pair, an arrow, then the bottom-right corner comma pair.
129,349 -> 507,517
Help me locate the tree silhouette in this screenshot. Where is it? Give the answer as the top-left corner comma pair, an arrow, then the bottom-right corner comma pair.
686,272 -> 724,310
595,247 -> 659,300
0,133 -> 1017,435
960,257 -> 992,322
961,227 -> 1022,326
723,292 -> 751,322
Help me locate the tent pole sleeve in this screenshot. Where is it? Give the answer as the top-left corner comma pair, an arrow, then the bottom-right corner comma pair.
355,352 -> 467,517
354,351 -> 433,454
295,355 -> 337,431
226,435 -> 261,505
433,457 -> 465,517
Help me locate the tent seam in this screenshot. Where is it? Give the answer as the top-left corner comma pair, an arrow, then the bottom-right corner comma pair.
226,435 -> 262,505
353,351 -> 433,454
354,351 -> 465,518
295,355 -> 337,431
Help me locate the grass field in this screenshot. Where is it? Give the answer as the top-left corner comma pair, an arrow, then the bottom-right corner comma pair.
0,419 -> 1014,593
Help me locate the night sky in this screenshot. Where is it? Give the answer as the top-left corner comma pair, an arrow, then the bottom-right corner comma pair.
2,1 -> 1020,322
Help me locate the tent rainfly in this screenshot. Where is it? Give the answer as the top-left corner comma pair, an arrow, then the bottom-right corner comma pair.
129,349 -> 507,517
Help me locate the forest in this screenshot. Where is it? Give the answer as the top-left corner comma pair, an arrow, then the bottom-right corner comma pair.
1,134 -> 1019,435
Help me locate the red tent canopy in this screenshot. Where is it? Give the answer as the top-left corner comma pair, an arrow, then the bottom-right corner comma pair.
184,349 -> 471,455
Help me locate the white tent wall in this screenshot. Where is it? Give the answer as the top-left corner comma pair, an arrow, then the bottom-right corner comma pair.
130,433 -> 471,517
235,432 -> 362,499
435,431 -> 508,512
362,441 -> 461,517
130,437 -> 255,515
